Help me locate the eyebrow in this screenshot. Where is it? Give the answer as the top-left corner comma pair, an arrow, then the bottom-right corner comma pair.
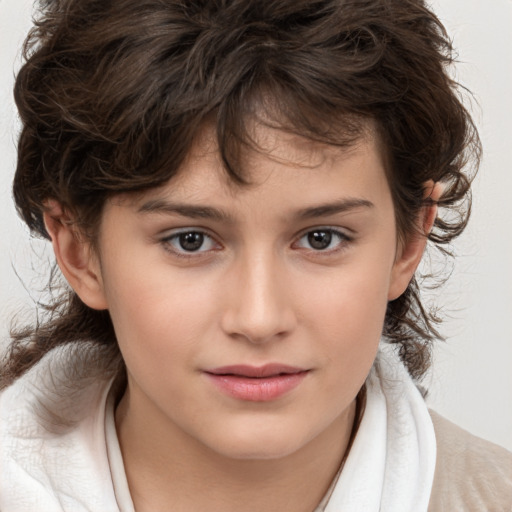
296,198 -> 374,219
137,197 -> 374,222
138,200 -> 232,222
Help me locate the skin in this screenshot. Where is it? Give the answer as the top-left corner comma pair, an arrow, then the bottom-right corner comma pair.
44,124 -> 438,512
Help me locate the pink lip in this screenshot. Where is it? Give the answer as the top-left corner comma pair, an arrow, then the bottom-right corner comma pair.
204,364 -> 309,402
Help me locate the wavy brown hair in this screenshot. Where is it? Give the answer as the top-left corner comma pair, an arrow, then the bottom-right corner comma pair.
3,0 -> 480,387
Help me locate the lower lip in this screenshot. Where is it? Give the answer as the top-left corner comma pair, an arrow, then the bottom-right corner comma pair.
205,372 -> 308,402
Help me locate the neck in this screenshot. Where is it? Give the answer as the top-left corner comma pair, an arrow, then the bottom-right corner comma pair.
115,386 -> 359,512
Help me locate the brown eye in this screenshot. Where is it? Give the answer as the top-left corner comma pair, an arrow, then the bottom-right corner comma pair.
307,230 -> 332,250
294,228 -> 351,253
162,230 -> 218,256
178,232 -> 204,251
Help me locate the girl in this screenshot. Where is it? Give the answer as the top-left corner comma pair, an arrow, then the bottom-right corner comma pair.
1,0 -> 511,510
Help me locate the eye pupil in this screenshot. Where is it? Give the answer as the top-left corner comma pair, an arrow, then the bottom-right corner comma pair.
308,230 -> 332,250
179,232 -> 204,251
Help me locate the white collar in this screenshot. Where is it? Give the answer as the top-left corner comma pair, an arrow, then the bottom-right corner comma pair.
0,343 -> 435,512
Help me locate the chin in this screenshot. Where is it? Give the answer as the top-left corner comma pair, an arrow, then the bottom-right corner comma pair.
217,442 -> 304,461
204,423 -> 314,461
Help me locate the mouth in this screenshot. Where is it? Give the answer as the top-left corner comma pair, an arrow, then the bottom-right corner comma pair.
204,364 -> 310,401
206,363 -> 307,378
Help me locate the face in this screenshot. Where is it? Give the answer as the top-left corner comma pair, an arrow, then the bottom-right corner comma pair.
88,125 -> 416,460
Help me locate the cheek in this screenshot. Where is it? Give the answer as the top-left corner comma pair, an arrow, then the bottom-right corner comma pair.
300,253 -> 392,335
297,253 -> 393,385
101,256 -> 219,362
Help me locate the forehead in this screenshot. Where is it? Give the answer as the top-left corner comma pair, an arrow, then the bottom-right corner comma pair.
119,123 -> 392,220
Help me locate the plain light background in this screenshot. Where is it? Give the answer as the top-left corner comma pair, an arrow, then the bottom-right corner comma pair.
1,0 -> 511,451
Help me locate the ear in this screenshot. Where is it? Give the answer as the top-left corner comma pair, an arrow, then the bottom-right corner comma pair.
43,200 -> 108,310
387,181 -> 443,301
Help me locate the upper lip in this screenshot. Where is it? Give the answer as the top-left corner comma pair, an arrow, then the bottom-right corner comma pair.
205,364 -> 307,378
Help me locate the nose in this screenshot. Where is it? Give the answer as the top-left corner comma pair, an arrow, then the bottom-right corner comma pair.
220,252 -> 297,344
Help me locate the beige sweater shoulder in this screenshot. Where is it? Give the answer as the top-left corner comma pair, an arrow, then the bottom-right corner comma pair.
428,410 -> 512,511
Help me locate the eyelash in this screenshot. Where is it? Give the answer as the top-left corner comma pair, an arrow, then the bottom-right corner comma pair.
159,227 -> 352,259
160,229 -> 221,259
293,228 -> 352,254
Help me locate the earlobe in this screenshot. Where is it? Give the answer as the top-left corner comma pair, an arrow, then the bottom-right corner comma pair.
43,201 -> 108,310
387,181 -> 443,301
